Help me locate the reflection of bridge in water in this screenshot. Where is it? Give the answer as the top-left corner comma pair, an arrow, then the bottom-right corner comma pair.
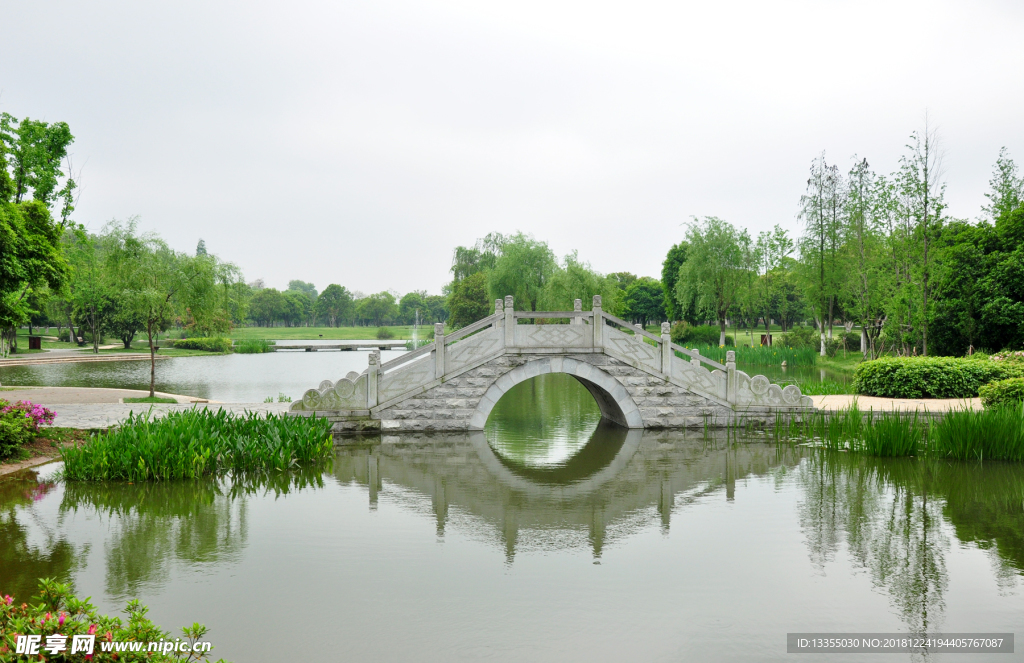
293,295 -> 813,433
333,428 -> 803,561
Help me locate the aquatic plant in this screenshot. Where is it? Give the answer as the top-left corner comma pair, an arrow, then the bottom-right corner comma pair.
677,343 -> 818,366
60,409 -> 333,481
169,337 -> 232,352
929,404 -> 1024,461
791,379 -> 855,395
233,338 -> 275,353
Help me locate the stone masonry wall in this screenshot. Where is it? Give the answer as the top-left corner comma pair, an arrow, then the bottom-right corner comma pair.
358,353 -> 786,433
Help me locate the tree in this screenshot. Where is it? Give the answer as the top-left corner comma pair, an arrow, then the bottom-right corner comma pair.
982,147 -> 1023,223
357,292 -> 397,327
447,272 -> 490,329
399,291 -> 428,325
195,238 -> 207,256
798,153 -> 845,355
487,232 -> 556,311
287,280 -> 317,301
539,252 -> 618,314
282,290 -> 312,327
314,284 -> 354,327
0,200 -> 69,355
424,294 -> 448,324
660,242 -> 688,321
621,277 -> 665,328
249,288 -> 286,327
65,228 -> 111,353
107,221 -> 217,396
674,217 -> 750,346
0,113 -> 75,208
754,226 -> 793,335
106,296 -> 145,349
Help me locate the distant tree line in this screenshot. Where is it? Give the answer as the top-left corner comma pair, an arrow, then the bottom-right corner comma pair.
658,125 -> 1024,357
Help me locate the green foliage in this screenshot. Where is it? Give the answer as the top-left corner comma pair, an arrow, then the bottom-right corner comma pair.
792,379 -> 854,395
356,291 -> 398,327
674,216 -> 750,339
783,326 -> 820,349
375,326 -> 394,339
123,396 -> 178,404
538,252 -> 618,314
670,323 -> 733,346
676,343 -> 816,366
620,277 -> 665,327
234,338 -> 275,353
1,578 -> 226,662
853,356 -> 1024,398
979,378 -> 1024,408
170,337 -> 231,352
929,404 -> 1024,461
0,413 -> 34,460
487,232 -> 557,311
447,272 -> 490,329
60,409 -> 333,481
313,283 -> 354,327
661,242 -> 688,321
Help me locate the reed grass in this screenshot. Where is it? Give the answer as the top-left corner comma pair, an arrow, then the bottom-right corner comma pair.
929,404 -> 1024,461
235,338 -> 276,353
793,380 -> 855,395
60,409 -> 333,481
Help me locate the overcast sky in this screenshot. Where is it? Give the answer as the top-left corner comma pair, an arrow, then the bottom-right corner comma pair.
3,1 -> 1023,295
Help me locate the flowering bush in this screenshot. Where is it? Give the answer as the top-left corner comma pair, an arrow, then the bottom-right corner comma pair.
0,400 -> 56,461
991,350 -> 1024,363
0,578 -> 226,661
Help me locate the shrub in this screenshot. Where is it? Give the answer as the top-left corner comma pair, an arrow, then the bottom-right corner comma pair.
853,357 -> 1024,398
783,326 -> 819,349
0,578 -> 225,662
980,378 -> 1024,408
670,322 -> 732,346
991,350 -> 1024,363
60,409 -> 333,481
0,400 -> 56,460
170,337 -> 232,352
234,338 -> 275,354
375,326 -> 394,340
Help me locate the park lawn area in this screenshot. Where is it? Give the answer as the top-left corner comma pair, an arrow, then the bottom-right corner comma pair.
816,354 -> 866,374
123,396 -> 178,403
14,330 -> 70,350
228,325 -> 424,341
96,345 -> 228,358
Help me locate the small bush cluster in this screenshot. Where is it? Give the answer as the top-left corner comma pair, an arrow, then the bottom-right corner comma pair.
980,378 -> 1024,408
61,409 -> 333,481
782,326 -> 819,349
169,337 -> 232,352
0,578 -> 224,662
234,338 -> 275,354
0,400 -> 56,460
669,322 -> 733,347
991,350 -> 1024,363
375,326 -> 394,340
853,356 -> 1024,398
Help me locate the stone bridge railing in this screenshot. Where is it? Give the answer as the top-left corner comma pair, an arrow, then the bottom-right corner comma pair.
291,295 -> 812,414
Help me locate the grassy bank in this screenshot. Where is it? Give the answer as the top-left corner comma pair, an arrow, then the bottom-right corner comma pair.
61,409 -> 333,481
774,403 -> 1024,460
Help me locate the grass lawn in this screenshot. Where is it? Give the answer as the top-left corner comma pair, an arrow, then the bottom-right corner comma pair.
96,346 -> 228,358
123,396 -> 178,403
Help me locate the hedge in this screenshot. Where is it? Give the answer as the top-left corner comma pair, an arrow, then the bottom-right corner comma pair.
854,357 -> 1024,399
979,378 -> 1024,408
170,337 -> 232,352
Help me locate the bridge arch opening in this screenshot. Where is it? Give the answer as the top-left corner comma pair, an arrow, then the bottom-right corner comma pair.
469,357 -> 644,433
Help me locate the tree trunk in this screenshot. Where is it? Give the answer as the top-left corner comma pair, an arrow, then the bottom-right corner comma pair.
148,320 -> 157,398
719,318 -> 727,346
861,327 -> 867,357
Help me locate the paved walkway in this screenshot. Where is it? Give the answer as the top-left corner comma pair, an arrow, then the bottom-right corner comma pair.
0,386 -> 208,404
810,394 -> 982,413
41,402 -> 292,429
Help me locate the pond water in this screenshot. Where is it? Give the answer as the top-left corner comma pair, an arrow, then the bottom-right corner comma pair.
0,345 -> 850,402
0,348 -> 407,402
2,374 -> 1023,661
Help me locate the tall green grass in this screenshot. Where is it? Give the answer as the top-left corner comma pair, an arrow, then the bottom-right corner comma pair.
235,338 -> 276,353
929,404 -> 1024,461
772,403 -> 1024,460
61,409 -> 333,481
679,343 -> 818,366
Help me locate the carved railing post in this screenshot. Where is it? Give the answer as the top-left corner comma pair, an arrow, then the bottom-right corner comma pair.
434,323 -> 446,380
690,348 -> 701,368
572,299 -> 582,325
503,295 -> 514,346
367,350 -> 380,408
661,322 -> 672,374
592,295 -> 603,348
726,350 -> 737,403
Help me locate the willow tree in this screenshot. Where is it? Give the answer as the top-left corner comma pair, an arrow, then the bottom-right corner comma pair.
674,216 -> 750,346
106,220 -> 217,396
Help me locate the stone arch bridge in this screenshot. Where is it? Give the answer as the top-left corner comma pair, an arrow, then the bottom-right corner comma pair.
290,296 -> 814,433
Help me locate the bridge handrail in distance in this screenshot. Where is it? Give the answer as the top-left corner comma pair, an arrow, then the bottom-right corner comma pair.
598,311 -> 664,345
511,310 -> 590,320
444,313 -> 501,345
379,341 -> 435,373
668,341 -> 726,371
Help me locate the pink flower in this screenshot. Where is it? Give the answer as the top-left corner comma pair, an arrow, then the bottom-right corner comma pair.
88,624 -> 97,635
59,612 -> 66,626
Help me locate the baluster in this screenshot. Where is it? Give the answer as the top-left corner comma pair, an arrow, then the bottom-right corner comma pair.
434,323 -> 446,380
